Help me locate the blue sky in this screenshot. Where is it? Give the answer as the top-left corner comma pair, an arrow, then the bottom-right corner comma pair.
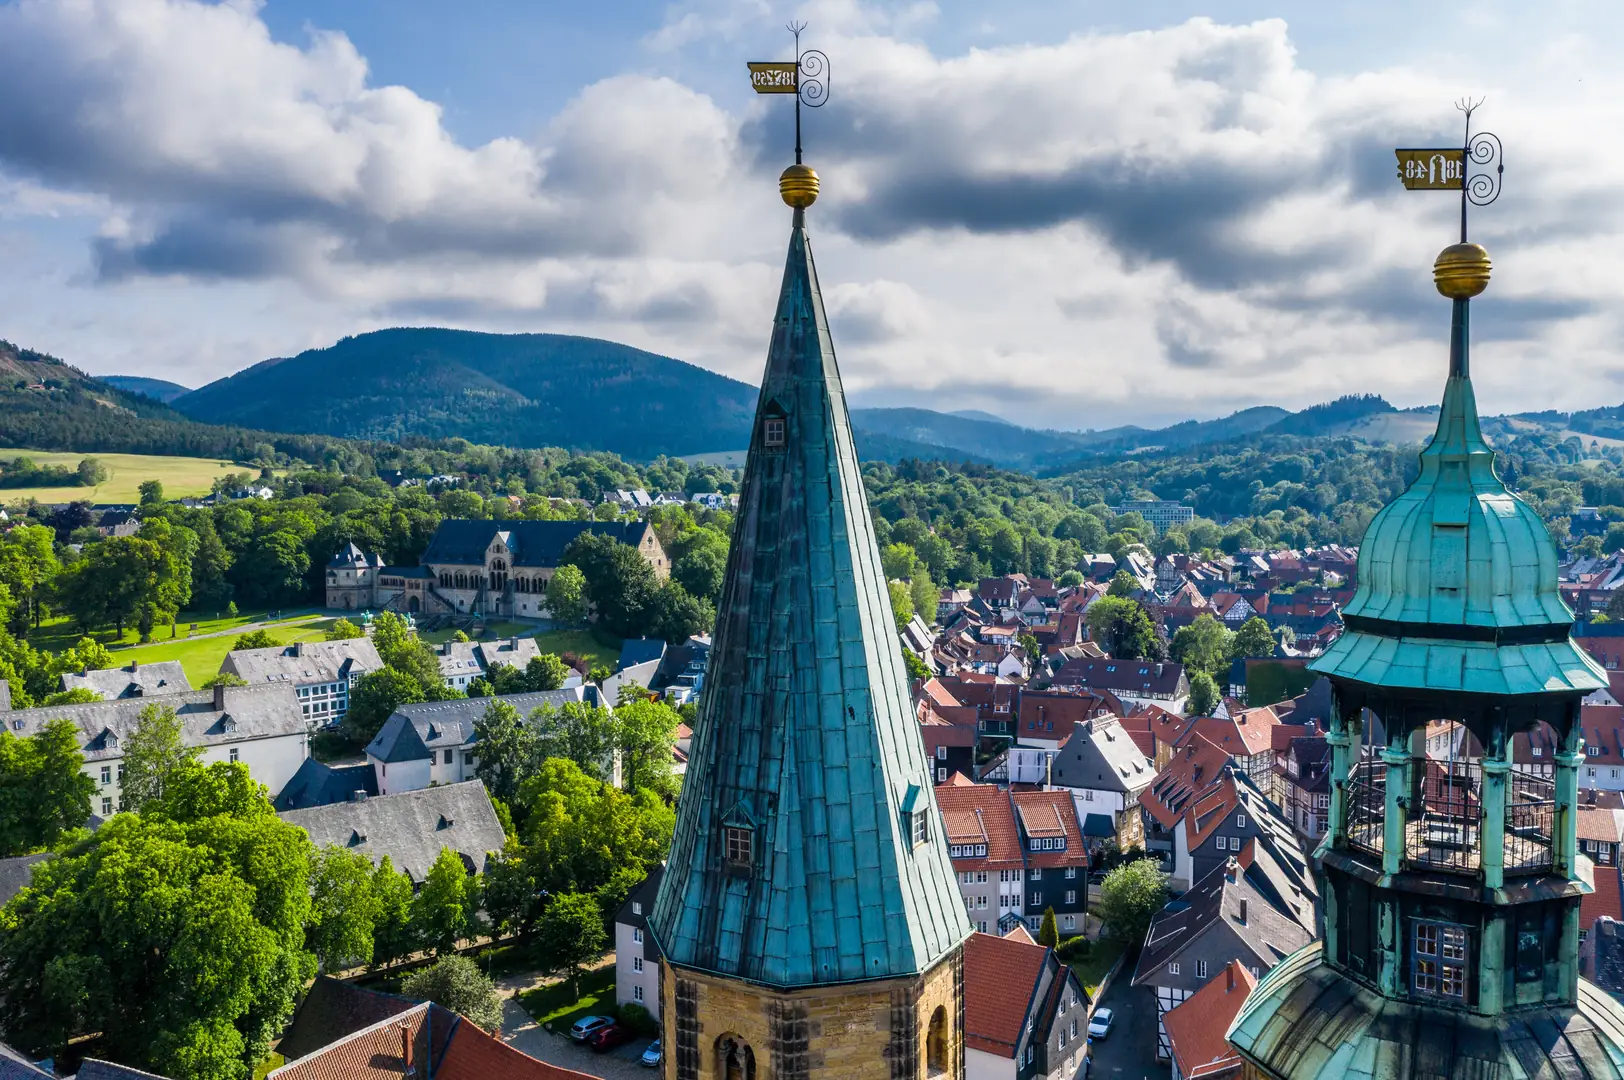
1,0 -> 1621,429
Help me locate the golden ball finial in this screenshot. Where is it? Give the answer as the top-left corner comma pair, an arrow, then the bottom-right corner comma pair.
780,163 -> 819,209
1434,242 -> 1491,300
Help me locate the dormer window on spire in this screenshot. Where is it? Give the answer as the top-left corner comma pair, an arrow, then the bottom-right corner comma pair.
763,417 -> 786,449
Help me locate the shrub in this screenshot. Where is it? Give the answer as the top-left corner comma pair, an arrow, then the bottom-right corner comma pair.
618,1002 -> 658,1037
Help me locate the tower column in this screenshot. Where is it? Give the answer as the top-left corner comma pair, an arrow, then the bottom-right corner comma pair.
1555,747 -> 1584,881
1325,705 -> 1352,853
1480,751 -> 1509,891
1381,740 -> 1410,878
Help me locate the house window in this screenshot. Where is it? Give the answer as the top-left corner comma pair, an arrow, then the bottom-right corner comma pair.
725,826 -> 754,868
911,809 -> 930,847
977,871 -> 987,882
634,928 -> 644,943
937,768 -> 947,782
1030,892 -> 1040,906
1063,914 -> 1075,930
763,417 -> 786,448
443,748 -> 454,765
977,896 -> 987,909
633,957 -> 644,973
1030,868 -> 1041,880
229,749 -> 239,763
1066,890 -> 1077,904
1196,960 -> 1208,978
102,798 -> 112,816
100,766 -> 111,785
1413,921 -> 1468,999
1237,814 -> 1247,828
1065,867 -> 1077,879
1169,962 -> 1180,975
634,985 -> 644,1002
633,901 -> 643,916
936,746 -> 947,760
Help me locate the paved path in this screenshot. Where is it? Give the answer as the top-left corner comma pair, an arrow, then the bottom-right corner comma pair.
1085,980 -> 1161,1080
496,970 -> 654,1080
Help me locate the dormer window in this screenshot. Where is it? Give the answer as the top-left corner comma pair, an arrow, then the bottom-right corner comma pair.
1412,920 -> 1468,1000
763,417 -> 786,449
725,826 -> 754,868
900,784 -> 930,849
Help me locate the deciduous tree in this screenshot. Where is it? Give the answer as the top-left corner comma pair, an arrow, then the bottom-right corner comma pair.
533,891 -> 607,1001
546,564 -> 588,625
309,847 -> 383,972
119,702 -> 203,812
1230,616 -> 1276,660
1097,857 -> 1170,946
0,718 -> 94,856
411,846 -> 475,956
401,956 -> 503,1033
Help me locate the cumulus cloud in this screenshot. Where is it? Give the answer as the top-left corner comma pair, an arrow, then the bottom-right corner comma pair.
2,0 -> 1623,422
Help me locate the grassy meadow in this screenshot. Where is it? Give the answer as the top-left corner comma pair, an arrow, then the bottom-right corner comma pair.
0,448 -> 250,504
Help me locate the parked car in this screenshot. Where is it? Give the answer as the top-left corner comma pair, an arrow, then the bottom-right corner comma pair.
588,1023 -> 633,1053
642,1041 -> 663,1067
1087,1008 -> 1114,1040
570,1015 -> 615,1041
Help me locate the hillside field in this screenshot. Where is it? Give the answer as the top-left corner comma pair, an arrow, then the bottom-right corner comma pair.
0,448 -> 247,504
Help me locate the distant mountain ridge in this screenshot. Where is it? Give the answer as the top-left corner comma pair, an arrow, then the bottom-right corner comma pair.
98,375 -> 192,403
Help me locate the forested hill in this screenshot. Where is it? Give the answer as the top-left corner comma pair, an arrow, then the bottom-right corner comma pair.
0,339 -> 368,468
98,375 -> 192,403
175,328 -> 761,460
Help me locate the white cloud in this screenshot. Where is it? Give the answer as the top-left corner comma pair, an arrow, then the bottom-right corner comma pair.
1,0 -> 1622,425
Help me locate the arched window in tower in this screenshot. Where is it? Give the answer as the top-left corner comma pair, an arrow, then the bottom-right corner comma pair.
490,557 -> 507,592
715,1035 -> 754,1080
926,1005 -> 948,1075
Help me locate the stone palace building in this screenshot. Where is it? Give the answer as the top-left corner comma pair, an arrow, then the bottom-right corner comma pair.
325,519 -> 668,619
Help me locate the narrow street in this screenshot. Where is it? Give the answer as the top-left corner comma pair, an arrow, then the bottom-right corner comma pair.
1085,979 -> 1162,1080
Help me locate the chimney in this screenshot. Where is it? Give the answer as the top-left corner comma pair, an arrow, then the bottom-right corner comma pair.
214,682 -> 227,711
1227,964 -> 1235,991
292,641 -> 303,657
1225,857 -> 1239,884
351,790 -> 368,803
129,660 -> 139,672
1238,897 -> 1248,924
400,1024 -> 413,1077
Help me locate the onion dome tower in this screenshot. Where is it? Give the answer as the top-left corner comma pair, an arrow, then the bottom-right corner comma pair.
647,161 -> 973,1080
1226,243 -> 1624,1075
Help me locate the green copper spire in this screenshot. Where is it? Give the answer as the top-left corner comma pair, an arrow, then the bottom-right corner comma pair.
1309,249 -> 1605,697
648,172 -> 971,989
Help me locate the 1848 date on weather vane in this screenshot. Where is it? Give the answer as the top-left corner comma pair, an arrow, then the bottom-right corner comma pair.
747,23 -> 829,164
1394,98 -> 1505,242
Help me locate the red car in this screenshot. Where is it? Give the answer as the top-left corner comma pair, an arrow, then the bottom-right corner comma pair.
588,1023 -> 633,1053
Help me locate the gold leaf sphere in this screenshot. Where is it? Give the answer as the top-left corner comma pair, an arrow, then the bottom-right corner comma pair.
780,164 -> 819,209
1434,242 -> 1491,300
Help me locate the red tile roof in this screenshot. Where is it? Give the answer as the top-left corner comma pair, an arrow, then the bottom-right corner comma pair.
1116,711 -> 1157,759
1163,960 -> 1257,1080
1579,807 -> 1624,845
270,1005 -> 440,1080
1584,862 -> 1624,930
1186,774 -> 1243,850
1180,707 -> 1279,759
436,1019 -> 595,1079
1141,733 -> 1231,830
935,784 -> 1023,871
1010,790 -> 1087,869
963,931 -> 1050,1057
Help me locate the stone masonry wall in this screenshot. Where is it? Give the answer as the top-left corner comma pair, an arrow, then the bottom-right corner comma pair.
663,947 -> 964,1080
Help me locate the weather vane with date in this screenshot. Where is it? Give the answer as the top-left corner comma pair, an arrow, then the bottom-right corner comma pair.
747,24 -> 830,213
1394,98 -> 1505,243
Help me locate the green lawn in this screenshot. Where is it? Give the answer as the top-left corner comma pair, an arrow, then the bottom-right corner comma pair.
252,1053 -> 285,1080
517,961 -> 616,1033
30,608 -> 322,654
1070,937 -> 1126,997
90,617 -> 334,686
0,448 -> 254,505
529,629 -> 623,670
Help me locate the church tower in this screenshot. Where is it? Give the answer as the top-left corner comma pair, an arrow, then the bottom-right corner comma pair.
647,162 -> 973,1080
1226,242 -> 1624,1075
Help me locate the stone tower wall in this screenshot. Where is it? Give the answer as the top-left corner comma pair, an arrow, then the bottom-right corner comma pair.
662,947 -> 964,1080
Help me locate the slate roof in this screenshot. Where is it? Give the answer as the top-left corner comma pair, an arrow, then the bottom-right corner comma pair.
276,977 -> 417,1061
1164,960 -> 1257,1080
328,542 -> 381,569
1052,657 -> 1187,697
615,864 -> 664,932
418,519 -> 653,568
366,688 -> 590,763
433,637 -> 544,681
0,684 -> 305,762
1050,716 -> 1154,794
0,1042 -> 50,1080
962,931 -> 1051,1057
221,639 -> 383,687
619,637 -> 667,669
72,1062 -> 172,1080
273,758 -> 378,812
650,203 -> 970,989
0,853 -> 48,908
1132,857 -> 1314,987
1590,917 -> 1624,998
60,661 -> 191,700
280,780 -> 506,881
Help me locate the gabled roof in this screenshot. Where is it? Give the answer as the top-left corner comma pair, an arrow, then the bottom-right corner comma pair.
1132,857 -> 1314,986
1179,707 -> 1279,759
1578,806 -> 1624,845
1053,658 -> 1187,696
0,853 -> 48,909
273,759 -> 378,812
0,1042 -> 51,1080
277,977 -> 418,1062
1141,733 -> 1232,830
1051,716 -> 1154,794
1010,790 -> 1087,869
366,688 -> 591,763
615,864 -> 664,930
72,1061 -> 172,1080
962,931 -> 1051,1057
269,1002 -> 455,1080
1164,960 -> 1257,1080
221,639 -> 383,686
934,783 -> 1023,870
649,195 -> 969,989
0,684 -> 304,762
60,661 -> 191,700
418,519 -> 653,568
280,781 -> 506,881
